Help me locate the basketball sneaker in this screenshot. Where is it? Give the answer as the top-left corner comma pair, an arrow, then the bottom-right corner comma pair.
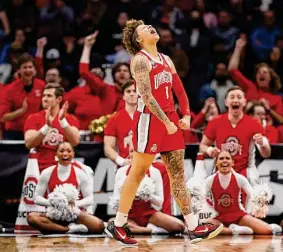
105,221 -> 138,246
188,223 -> 223,243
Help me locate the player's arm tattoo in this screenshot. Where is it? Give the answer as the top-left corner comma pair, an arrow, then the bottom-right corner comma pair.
161,149 -> 193,215
133,57 -> 170,125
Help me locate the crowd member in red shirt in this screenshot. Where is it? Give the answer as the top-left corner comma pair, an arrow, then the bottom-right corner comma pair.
247,102 -> 279,144
200,86 -> 271,185
183,98 -> 220,143
79,32 -> 131,115
24,83 -> 80,171
228,38 -> 283,123
0,53 -> 45,140
104,80 -> 172,215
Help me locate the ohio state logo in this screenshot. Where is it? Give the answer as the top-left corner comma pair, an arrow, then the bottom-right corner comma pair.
221,136 -> 242,156
22,177 -> 38,205
43,128 -> 63,146
218,193 -> 234,208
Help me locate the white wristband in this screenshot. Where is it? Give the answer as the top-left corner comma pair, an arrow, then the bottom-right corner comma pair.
39,124 -> 50,135
115,155 -> 125,166
206,146 -> 214,157
59,118 -> 69,129
260,137 -> 269,147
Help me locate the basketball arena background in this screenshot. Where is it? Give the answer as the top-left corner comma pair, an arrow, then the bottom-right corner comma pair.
0,142 -> 282,226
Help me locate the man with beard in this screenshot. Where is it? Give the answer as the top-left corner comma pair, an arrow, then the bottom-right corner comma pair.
0,53 -> 45,140
79,32 -> 131,115
199,62 -> 234,112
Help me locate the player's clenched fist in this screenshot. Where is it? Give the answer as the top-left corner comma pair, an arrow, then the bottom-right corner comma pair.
165,121 -> 177,135
253,133 -> 264,146
207,146 -> 221,157
178,115 -> 190,130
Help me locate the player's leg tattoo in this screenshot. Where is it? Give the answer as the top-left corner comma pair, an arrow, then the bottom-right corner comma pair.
161,149 -> 193,215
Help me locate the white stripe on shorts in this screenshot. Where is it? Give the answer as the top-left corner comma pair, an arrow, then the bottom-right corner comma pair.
137,113 -> 150,153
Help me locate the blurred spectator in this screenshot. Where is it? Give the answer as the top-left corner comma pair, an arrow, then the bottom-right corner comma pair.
182,10 -> 211,111
0,6 -> 10,38
268,36 -> 283,82
193,0 -> 218,29
151,0 -> 185,36
79,33 -> 131,115
229,38 -> 283,124
211,10 -> 239,63
247,102 -> 279,144
0,53 -> 45,140
250,10 -> 281,61
0,29 -> 28,64
157,26 -> 189,79
199,62 -> 234,112
4,0 -> 36,33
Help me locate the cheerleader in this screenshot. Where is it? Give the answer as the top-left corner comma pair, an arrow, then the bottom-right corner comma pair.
205,151 -> 279,235
27,141 -> 104,234
109,164 -> 184,234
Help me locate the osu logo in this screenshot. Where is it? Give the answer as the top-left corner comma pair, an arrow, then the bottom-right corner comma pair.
22,177 -> 38,205
218,193 -> 234,208
221,136 -> 242,156
43,128 -> 63,146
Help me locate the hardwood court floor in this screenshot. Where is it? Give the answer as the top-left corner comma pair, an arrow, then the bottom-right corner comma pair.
0,235 -> 282,252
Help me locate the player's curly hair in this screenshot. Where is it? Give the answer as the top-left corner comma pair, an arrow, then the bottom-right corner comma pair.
123,19 -> 144,56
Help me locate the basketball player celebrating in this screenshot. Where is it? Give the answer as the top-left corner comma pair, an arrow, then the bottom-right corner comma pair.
27,142 -> 104,234
105,19 -> 223,245
200,86 -> 271,185
206,151 -> 274,235
24,83 -> 80,171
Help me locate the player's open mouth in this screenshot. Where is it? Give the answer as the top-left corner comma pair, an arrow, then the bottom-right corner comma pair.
150,29 -> 156,34
62,157 -> 70,161
232,105 -> 240,110
259,77 -> 265,81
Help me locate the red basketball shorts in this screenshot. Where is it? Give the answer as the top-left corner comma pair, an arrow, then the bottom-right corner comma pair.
132,111 -> 185,154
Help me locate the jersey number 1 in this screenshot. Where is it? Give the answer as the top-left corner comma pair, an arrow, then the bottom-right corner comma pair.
165,86 -> 169,99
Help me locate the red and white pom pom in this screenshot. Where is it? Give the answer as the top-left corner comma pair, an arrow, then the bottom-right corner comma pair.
136,176 -> 156,202
46,184 -> 81,222
251,183 -> 272,218
186,178 -> 206,214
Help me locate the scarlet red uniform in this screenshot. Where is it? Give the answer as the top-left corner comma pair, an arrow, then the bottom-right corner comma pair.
48,164 -> 79,193
0,78 -> 45,131
24,110 -> 80,171
133,50 -> 187,154
210,172 -> 247,226
204,113 -> 265,174
104,109 -> 133,159
79,63 -> 123,115
265,124 -> 279,144
64,86 -> 103,130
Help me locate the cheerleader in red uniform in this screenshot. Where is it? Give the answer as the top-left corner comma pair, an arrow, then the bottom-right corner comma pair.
205,151 -> 276,235
109,163 -> 184,234
27,142 -> 104,234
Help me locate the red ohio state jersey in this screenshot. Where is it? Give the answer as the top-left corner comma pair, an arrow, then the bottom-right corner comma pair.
104,109 -> 133,159
24,110 -> 80,171
204,113 -> 265,172
135,50 -> 175,114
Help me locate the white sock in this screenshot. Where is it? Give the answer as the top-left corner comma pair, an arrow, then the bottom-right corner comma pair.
184,213 -> 198,231
269,223 -> 282,234
114,212 -> 128,227
147,223 -> 169,234
229,224 -> 253,235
